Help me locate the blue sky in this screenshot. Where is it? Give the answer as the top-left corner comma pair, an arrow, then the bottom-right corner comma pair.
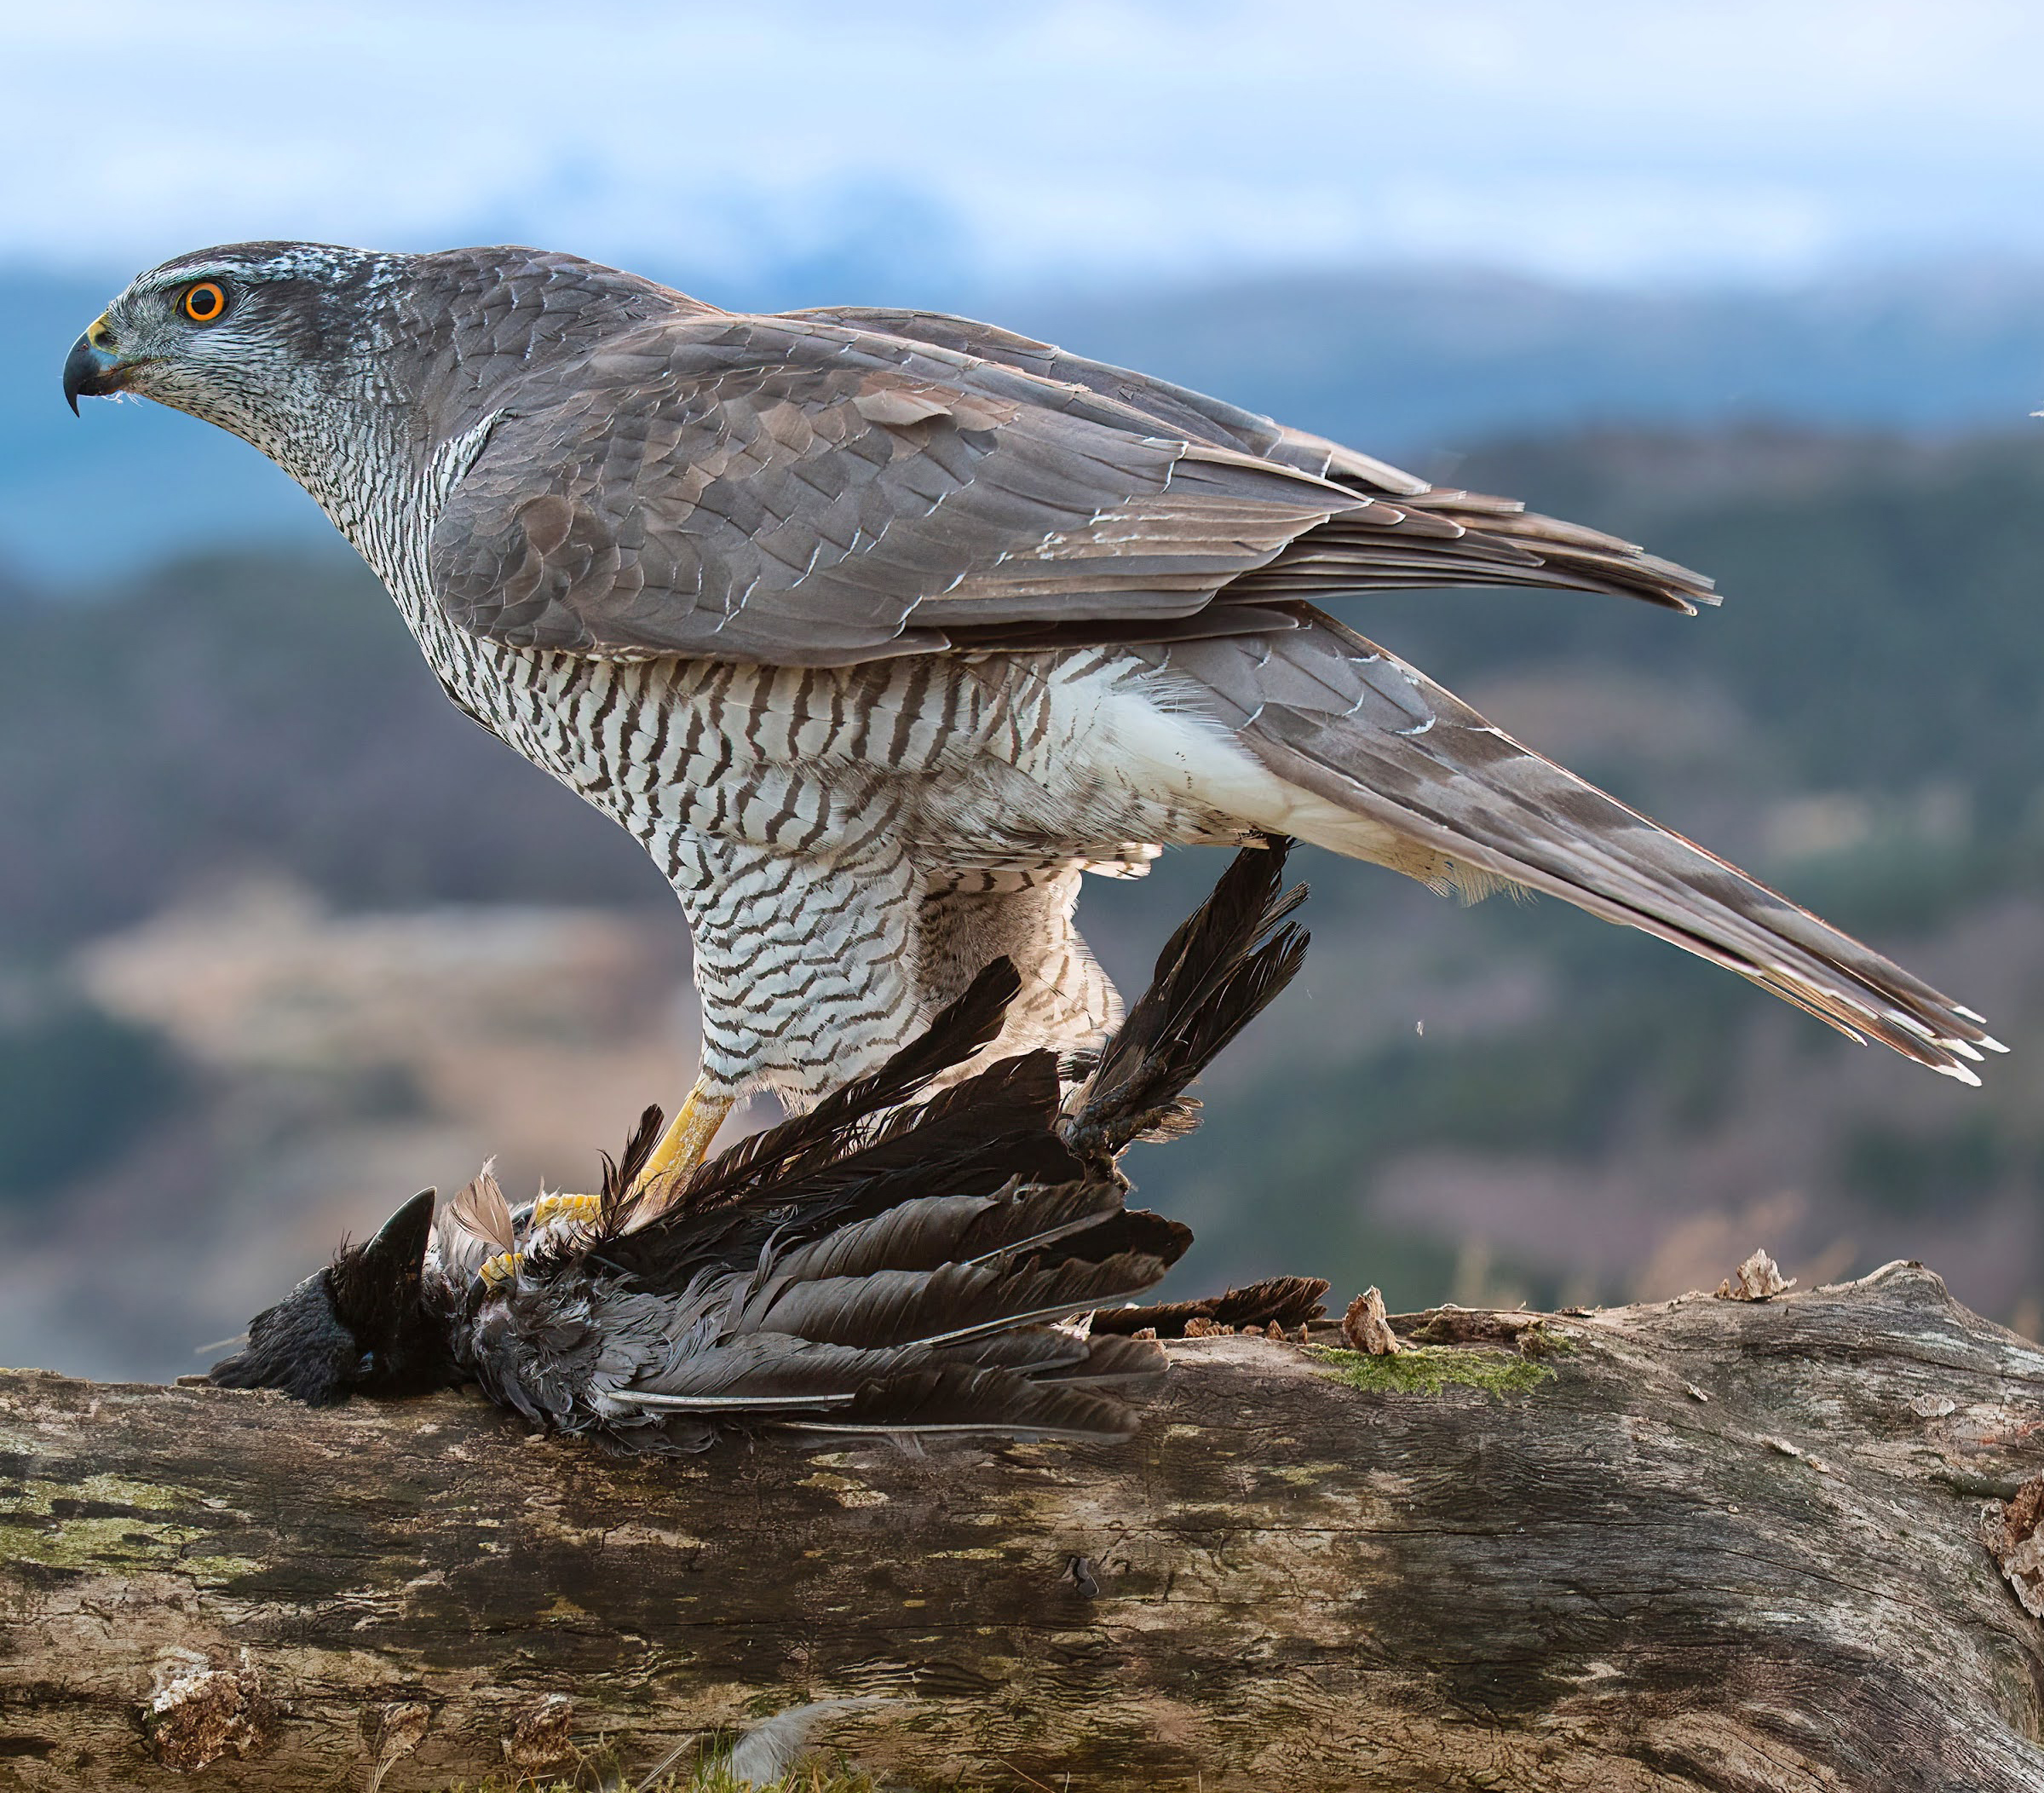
6,0 -> 2043,294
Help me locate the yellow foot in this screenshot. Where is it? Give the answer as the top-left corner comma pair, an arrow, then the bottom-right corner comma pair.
631,1081 -> 737,1199
530,1192 -> 603,1230
478,1250 -> 523,1288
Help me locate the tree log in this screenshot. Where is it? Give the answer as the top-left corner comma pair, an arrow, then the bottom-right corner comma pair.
3,1261 -> 2042,1790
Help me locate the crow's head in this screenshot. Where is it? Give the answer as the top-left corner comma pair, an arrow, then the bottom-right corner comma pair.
209,1189 -> 457,1405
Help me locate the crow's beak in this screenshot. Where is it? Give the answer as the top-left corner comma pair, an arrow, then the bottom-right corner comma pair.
63,315 -> 124,414
361,1187 -> 439,1285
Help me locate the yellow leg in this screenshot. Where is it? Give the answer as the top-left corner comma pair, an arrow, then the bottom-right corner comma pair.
632,1079 -> 735,1195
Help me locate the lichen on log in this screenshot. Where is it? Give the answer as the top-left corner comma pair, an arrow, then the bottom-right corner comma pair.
1,1261 -> 2041,1790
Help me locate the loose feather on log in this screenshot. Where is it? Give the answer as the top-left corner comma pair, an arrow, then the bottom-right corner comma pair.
1093,1275 -> 1332,1339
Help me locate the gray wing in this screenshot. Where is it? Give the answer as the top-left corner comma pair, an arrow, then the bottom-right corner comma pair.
789,306 -> 1717,613
427,311 -> 1713,668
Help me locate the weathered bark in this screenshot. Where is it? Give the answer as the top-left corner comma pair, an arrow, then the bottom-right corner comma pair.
2,1260 -> 2042,1790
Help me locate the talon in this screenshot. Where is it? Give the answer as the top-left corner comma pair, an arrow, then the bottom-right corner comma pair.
478,1250 -> 523,1287
531,1192 -> 602,1229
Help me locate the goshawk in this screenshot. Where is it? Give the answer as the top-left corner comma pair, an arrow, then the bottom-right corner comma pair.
65,243 -> 1998,1185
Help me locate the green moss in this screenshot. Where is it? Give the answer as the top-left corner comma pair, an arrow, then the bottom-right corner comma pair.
72,1471 -> 197,1511
1512,1323 -> 1577,1360
1307,1343 -> 1556,1399
0,1472 -> 259,1577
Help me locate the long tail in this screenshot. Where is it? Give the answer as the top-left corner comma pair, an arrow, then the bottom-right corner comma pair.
1149,614 -> 1997,1081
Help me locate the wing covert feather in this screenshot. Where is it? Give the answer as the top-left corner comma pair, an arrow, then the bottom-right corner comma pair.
425,308 -> 1714,667
427,316 -> 1359,666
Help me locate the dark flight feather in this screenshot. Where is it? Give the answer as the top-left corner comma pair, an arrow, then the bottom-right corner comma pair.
600,1104 -> 666,1211
596,1057 -> 1079,1297
769,1180 -> 1124,1285
764,1363 -> 1145,1444
1063,837 -> 1309,1165
632,956 -> 1024,1224
730,1251 -> 1170,1350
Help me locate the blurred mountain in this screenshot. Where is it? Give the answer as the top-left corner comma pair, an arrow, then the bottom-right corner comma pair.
3,421 -> 2041,1378
1006,262 -> 2044,452
7,260 -> 2044,579
8,891 -> 696,1381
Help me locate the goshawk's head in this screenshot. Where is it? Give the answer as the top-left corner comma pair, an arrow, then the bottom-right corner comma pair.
208,1187 -> 457,1405
62,242 -> 406,458
65,240 -> 688,476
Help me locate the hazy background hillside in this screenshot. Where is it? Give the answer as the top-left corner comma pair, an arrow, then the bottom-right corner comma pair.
6,0 -> 2042,1378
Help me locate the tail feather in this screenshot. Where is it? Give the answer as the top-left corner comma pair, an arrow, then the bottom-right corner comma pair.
933,1328 -> 1167,1392
936,1325 -> 1095,1379
623,1335 -> 905,1407
1092,1275 -> 1332,1338
1062,839 -> 1310,1161
1158,616 -> 1993,1081
621,1332 -> 1160,1427
1028,1207 -> 1195,1271
1025,1331 -> 1171,1391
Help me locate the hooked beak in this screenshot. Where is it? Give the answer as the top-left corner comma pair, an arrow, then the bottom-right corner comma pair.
63,314 -> 126,414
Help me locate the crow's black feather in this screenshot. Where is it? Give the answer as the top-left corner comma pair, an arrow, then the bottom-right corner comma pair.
1062,838 -> 1308,1165
213,847 -> 1311,1452
637,956 -> 1024,1222
767,1363 -> 1143,1444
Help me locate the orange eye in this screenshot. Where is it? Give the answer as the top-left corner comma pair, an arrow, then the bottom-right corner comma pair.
181,281 -> 227,324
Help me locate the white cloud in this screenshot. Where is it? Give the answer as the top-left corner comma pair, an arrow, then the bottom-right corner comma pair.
8,0 -> 2044,289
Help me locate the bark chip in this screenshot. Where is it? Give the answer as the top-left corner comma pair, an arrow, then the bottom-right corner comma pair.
1342,1287 -> 1403,1355
142,1649 -> 275,1772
